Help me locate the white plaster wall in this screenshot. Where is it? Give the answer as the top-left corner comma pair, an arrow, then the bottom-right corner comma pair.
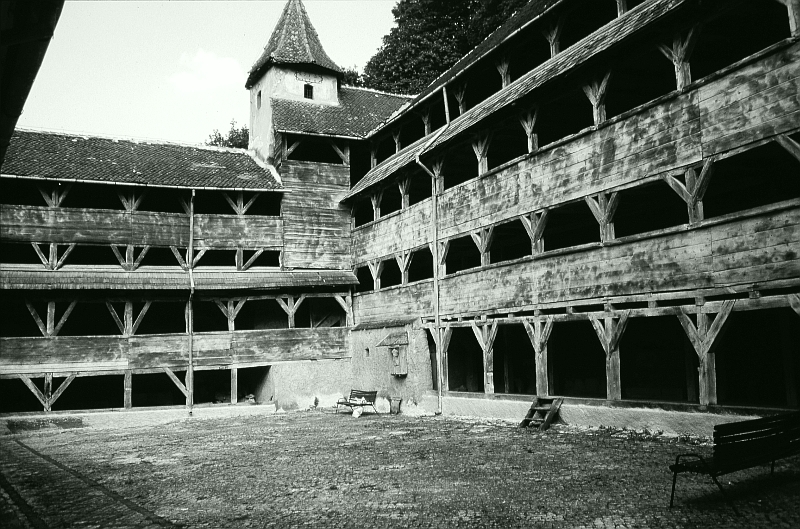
249,71 -> 277,162
256,359 -> 352,411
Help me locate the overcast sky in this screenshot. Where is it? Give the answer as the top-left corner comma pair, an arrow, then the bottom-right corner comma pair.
17,1 -> 396,145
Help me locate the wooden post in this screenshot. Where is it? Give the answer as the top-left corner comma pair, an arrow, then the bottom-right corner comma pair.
231,367 -> 238,405
775,134 -> 800,163
367,260 -> 384,291
472,319 -> 499,394
421,111 -> 432,136
662,159 -> 714,224
472,134 -> 492,175
519,107 -> 538,153
436,239 -> 450,277
393,129 -> 402,153
395,251 -> 413,285
524,317 -> 554,397
370,143 -> 377,168
398,177 -> 411,210
616,0 -> 628,16
543,19 -> 563,57
777,0 -> 800,36
430,326 -> 453,391
370,190 -> 383,221
583,71 -> 611,125
585,191 -> 619,242
43,373 -> 53,411
676,301 -> 735,406
470,226 -> 494,267
453,84 -> 467,115
495,56 -> 511,88
124,370 -> 133,409
590,312 -> 629,400
520,209 -> 549,254
684,342 -> 698,403
275,296 -> 303,328
659,26 -> 699,90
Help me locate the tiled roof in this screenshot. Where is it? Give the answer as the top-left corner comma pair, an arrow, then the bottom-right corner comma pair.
1,129 -> 282,191
272,87 -> 411,139
246,0 -> 341,89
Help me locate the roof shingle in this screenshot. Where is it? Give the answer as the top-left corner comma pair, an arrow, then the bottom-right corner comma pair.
1,129 -> 282,191
272,86 -> 411,139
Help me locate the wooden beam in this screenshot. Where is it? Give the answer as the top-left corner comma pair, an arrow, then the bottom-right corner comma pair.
519,107 -> 538,153
775,134 -> 800,163
164,367 -> 188,398
52,301 -> 76,337
773,0 -> 800,36
329,140 -> 349,165
789,294 -> 800,317
31,243 -> 50,268
334,295 -> 353,326
25,301 -> 48,337
616,0 -> 628,16
543,18 -> 563,57
472,134 -> 492,175
420,111 -> 432,136
130,301 -> 152,335
495,56 -> 510,88
658,25 -> 700,90
231,367 -> 238,405
124,370 -> 132,409
170,246 -> 189,270
585,191 -> 619,242
48,374 -> 76,410
106,302 -> 126,335
370,190 -> 383,221
470,226 -> 494,266
583,71 -> 611,125
392,129 -> 402,154
589,312 -> 629,400
453,84 -> 467,115
367,259 -> 385,290
241,248 -> 265,271
523,317 -> 554,397
471,320 -> 499,394
676,300 -> 735,405
395,251 -> 413,285
398,177 -> 411,210
285,139 -> 301,158
19,375 -> 48,409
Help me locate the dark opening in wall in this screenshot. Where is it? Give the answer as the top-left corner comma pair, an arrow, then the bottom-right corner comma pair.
443,142 -> 479,189
536,87 -> 594,147
60,183 -> 123,210
380,184 -> 402,217
493,324 -> 537,395
0,178 -> 48,206
715,308 -> 799,408
355,266 -> 373,293
194,369 -> 231,404
51,374 -> 124,411
426,330 -> 438,391
194,249 -> 235,267
58,302 -> 120,336
505,28 -> 551,83
245,249 -> 280,268
293,299 -> 311,328
304,83 -> 313,99
137,188 -> 189,214
614,180 -> 689,238
691,1 -> 790,82
375,135 -> 395,166
445,235 -> 481,275
0,378 -> 44,412
447,327 -> 484,392
194,301 -> 228,332
702,142 -> 800,219
619,316 -> 697,403
489,219 -> 531,264
238,299 -> 289,330
408,246 -> 434,283
133,371 -> 186,407
65,245 -> 119,266
194,191 -> 234,215
560,1 -> 618,50
0,295 -> 44,337
0,242 -> 42,264
542,201 -> 600,251
135,301 -> 186,335
430,95 -> 448,130
549,320 -> 606,398
288,136 -> 343,165
407,172 -> 432,206
138,247 -> 182,267
488,124 -> 529,170
353,199 -> 373,227
309,297 -> 346,328
238,366 -> 269,402
464,64 -> 503,110
350,141 -> 372,188
235,192 -> 282,216
380,258 -> 402,288
400,118 -> 425,149
604,45 -> 676,118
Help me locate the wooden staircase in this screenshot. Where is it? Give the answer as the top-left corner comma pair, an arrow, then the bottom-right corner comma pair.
519,397 -> 563,431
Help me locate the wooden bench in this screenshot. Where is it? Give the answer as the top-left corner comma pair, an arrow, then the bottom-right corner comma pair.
335,390 -> 379,415
669,411 -> 800,512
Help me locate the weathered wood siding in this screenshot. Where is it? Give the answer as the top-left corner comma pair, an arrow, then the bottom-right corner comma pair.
0,206 -> 283,249
353,280 -> 434,326
281,161 -> 351,269
0,328 -> 350,375
351,200 -> 432,264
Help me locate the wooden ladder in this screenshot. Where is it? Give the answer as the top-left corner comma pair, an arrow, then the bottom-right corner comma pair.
519,397 -> 563,432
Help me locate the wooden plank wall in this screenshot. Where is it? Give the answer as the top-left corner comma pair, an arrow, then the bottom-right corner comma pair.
281,161 -> 352,269
350,42 -> 800,322
351,200 -> 432,264
353,280 -> 434,326
0,207 -> 283,249
0,328 -> 350,376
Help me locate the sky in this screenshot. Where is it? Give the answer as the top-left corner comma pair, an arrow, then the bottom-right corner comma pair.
17,1 -> 397,145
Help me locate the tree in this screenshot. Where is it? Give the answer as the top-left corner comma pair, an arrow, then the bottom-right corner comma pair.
206,119 -> 249,149
362,0 -> 530,95
342,66 -> 364,87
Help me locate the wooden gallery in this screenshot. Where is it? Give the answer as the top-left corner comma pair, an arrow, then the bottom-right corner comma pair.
1,0 -> 799,431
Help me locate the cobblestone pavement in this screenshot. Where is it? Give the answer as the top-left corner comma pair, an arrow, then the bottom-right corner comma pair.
1,410 -> 799,528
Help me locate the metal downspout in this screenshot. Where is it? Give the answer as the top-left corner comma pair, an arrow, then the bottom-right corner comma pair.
415,113 -> 449,415
187,189 -> 195,416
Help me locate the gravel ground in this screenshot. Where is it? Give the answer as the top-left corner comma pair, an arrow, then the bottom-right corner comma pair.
1,409 -> 798,528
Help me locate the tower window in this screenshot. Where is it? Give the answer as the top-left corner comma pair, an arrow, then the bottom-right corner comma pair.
257,90 -> 261,109
304,84 -> 313,99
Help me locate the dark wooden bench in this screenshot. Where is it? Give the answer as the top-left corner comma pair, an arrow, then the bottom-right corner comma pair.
335,390 -> 379,415
669,411 -> 800,513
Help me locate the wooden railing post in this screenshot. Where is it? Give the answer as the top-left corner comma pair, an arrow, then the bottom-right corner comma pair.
590,312 -> 630,400
524,317 -> 554,397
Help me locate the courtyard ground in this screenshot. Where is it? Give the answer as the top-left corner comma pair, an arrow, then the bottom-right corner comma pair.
0,407 -> 798,528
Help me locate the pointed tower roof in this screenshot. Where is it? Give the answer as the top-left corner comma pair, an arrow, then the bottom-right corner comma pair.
245,0 -> 342,88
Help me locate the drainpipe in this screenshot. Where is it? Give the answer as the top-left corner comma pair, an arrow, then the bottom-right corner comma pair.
442,86 -> 451,125
415,123 -> 449,415
187,189 -> 195,416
